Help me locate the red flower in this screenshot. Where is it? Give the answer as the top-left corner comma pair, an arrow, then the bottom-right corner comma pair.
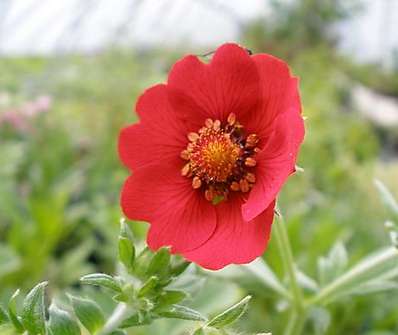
119,43 -> 305,270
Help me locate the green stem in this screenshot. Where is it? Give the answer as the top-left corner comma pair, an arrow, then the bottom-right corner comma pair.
273,213 -> 306,335
98,303 -> 130,335
274,214 -> 303,309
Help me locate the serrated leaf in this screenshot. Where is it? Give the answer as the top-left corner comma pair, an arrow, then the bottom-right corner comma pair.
206,295 -> 251,329
48,303 -> 80,335
147,248 -> 170,278
8,289 -> 24,332
157,305 -> 207,321
80,273 -> 122,292
69,295 -> 105,334
0,305 -> 9,325
21,281 -> 48,335
138,276 -> 159,297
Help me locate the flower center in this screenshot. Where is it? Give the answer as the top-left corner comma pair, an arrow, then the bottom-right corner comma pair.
180,113 -> 259,203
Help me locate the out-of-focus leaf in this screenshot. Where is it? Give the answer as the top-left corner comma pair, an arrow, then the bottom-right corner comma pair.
80,273 -> 122,292
157,305 -> 207,321
296,269 -> 319,292
8,289 -> 24,332
308,306 -> 331,335
69,295 -> 105,334
0,244 -> 20,280
192,328 -> 205,335
240,259 -> 290,299
318,241 -> 348,286
312,247 -> 398,304
109,330 -> 127,335
21,281 -> 47,335
206,295 -> 251,329
48,303 -> 80,335
385,221 -> 398,248
0,306 -> 9,325
343,280 -> 398,296
374,180 -> 398,215
146,247 -> 170,278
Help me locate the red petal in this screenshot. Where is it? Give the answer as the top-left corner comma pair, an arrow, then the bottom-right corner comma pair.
183,197 -> 275,270
121,163 -> 217,252
118,84 -> 188,170
242,80 -> 305,222
168,43 -> 260,122
241,53 -> 295,140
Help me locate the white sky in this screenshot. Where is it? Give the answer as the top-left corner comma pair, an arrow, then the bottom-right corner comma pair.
0,0 -> 397,64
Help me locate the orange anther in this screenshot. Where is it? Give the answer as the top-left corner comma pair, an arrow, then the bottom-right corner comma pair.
192,176 -> 202,189
245,157 -> 257,167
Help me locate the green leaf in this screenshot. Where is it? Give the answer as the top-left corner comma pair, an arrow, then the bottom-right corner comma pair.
242,259 -> 291,299
0,305 -> 9,325
296,268 -> 319,292
109,330 -> 127,335
138,276 -> 159,297
375,180 -> 398,215
308,306 -> 331,335
48,303 -> 80,335
21,281 -> 48,335
146,248 -> 170,278
80,273 -> 122,292
170,260 -> 190,276
157,290 -> 186,308
8,289 -> 24,332
192,328 -> 205,335
206,295 -> 251,329
69,295 -> 105,334
133,248 -> 153,278
385,221 -> 398,248
118,219 -> 135,272
318,242 -> 348,286
157,305 -> 207,321
312,247 -> 398,304
113,284 -> 134,303
120,313 -> 152,328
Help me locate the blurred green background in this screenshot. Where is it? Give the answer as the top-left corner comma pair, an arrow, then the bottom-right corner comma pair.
1,0 -> 398,334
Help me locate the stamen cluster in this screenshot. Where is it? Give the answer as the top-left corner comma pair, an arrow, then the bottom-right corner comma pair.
180,113 -> 259,202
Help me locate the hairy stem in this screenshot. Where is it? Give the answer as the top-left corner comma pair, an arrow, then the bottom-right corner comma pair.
273,213 -> 306,335
98,303 -> 130,335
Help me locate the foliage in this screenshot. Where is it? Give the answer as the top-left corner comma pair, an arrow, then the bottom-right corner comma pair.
0,221 -> 261,335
